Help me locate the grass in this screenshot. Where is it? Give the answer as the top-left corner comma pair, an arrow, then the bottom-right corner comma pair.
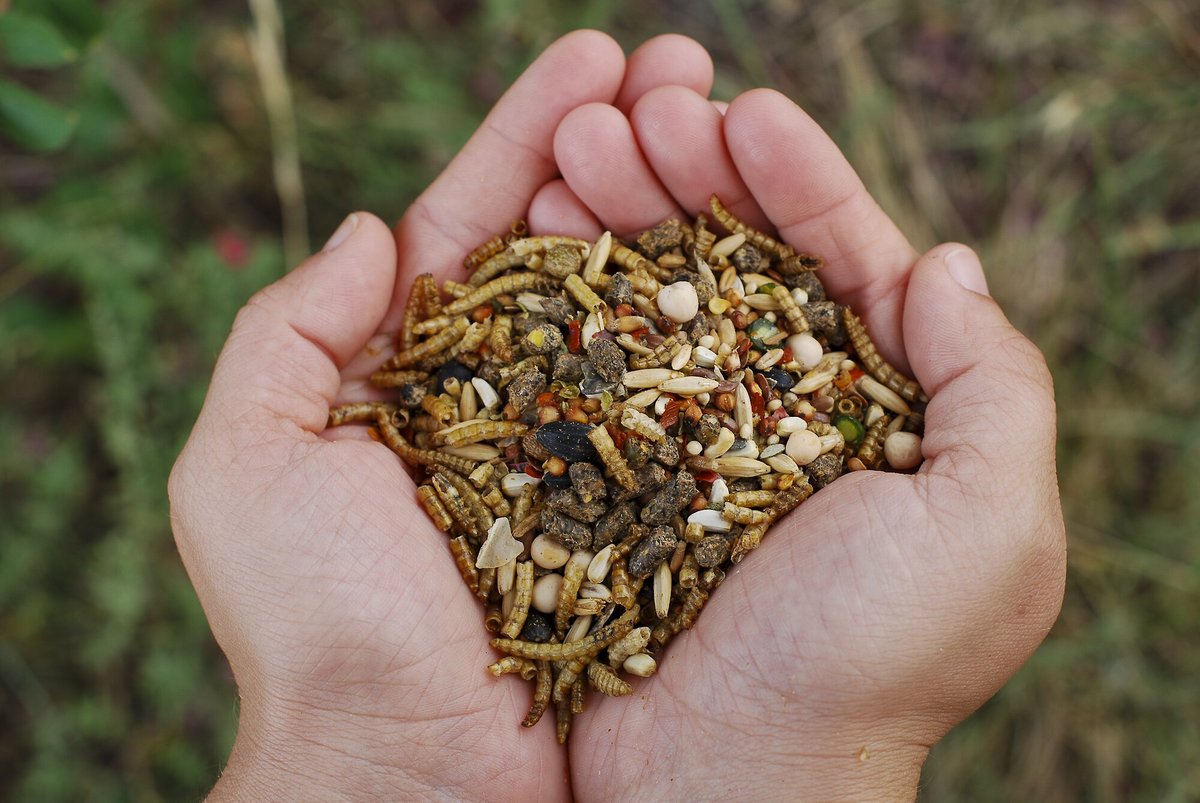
1,0 -> 1197,798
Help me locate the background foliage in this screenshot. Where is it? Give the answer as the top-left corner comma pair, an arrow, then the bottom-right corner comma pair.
2,0 -> 1197,799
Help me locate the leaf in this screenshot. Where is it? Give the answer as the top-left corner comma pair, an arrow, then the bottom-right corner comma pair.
0,11 -> 78,67
0,79 -> 76,151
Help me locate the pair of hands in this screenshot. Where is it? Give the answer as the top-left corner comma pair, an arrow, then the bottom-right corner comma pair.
169,31 -> 1066,800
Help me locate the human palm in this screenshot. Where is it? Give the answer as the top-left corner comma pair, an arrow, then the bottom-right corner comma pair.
170,30 -> 1065,801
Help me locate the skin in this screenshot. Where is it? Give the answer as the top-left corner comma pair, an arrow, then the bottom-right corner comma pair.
169,30 -> 1065,802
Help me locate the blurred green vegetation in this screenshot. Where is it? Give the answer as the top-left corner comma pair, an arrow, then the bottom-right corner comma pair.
1,0 -> 1197,799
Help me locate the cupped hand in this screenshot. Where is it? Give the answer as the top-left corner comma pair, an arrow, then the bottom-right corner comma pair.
550,87 -> 1067,799
168,31 -> 715,801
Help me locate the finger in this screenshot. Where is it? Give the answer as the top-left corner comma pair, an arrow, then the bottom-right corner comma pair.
555,102 -> 685,236
384,30 -> 625,328
527,178 -> 604,239
630,84 -> 770,229
205,213 -> 397,435
614,33 -> 714,113
723,89 -> 917,367
904,244 -> 1058,482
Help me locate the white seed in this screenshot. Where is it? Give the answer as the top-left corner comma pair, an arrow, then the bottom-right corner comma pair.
587,545 -> 616,583
713,456 -> 772,477
476,517 -> 523,569
755,348 -> 785,370
670,344 -> 693,371
710,232 -> 746,259
718,265 -> 738,294
496,558 -> 517,595
531,573 -> 564,613
703,426 -> 736,458
786,333 -> 824,372
565,614 -> 593,643
623,653 -> 658,677
657,281 -> 700,323
840,359 -> 856,372
472,377 -> 501,410
884,431 -> 923,470
615,333 -> 654,355
441,444 -> 503,461
776,416 -> 808,436
614,314 -> 648,333
819,431 -> 845,455
734,383 -> 753,431
654,394 -> 671,416
738,423 -> 754,440
759,443 -> 784,459
858,375 -> 912,415
785,430 -> 822,466
864,403 -> 886,427
696,392 -> 711,406
766,398 -> 783,412
792,368 -> 838,395
791,287 -> 809,305
653,561 -> 672,619
766,452 -> 801,474
500,470 -> 541,497
530,533 -> 571,569
685,440 -> 703,456
515,292 -> 548,313
623,368 -> 683,388
657,376 -> 720,396
583,230 -> 612,286
578,580 -> 612,600
724,439 -> 760,459
574,598 -> 606,616
742,293 -> 781,311
581,310 -> 603,345
709,477 -> 730,506
693,346 -> 718,367
625,388 -> 661,408
698,334 -> 716,349
767,434 -> 780,445
764,311 -> 777,323
458,381 -> 478,421
687,508 -> 733,533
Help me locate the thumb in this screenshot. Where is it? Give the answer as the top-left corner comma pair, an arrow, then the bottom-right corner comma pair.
903,243 -> 1057,480
203,212 -> 397,435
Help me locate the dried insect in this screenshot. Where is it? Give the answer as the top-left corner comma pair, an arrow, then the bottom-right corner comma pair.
629,333 -> 690,370
375,413 -> 479,475
855,414 -> 891,470
488,656 -> 538,680
522,660 -> 553,728
722,502 -> 771,526
772,285 -> 811,335
368,369 -> 430,389
437,469 -> 494,541
448,536 -> 480,594
379,317 -> 469,371
416,484 -> 454,532
501,561 -> 535,639
619,406 -> 667,442
555,558 -> 586,633
587,660 -> 632,696
399,275 -> 426,350
419,318 -> 492,372
692,214 -> 716,261
842,307 -> 926,403
327,401 -> 400,428
724,490 -> 778,508
464,233 -> 508,272
447,273 -> 559,316
570,675 -> 586,715
678,549 -> 699,589
729,478 -> 814,563
490,605 -> 640,662
606,625 -> 651,669
467,249 -> 526,287
587,425 -> 638,491
484,603 -> 504,633
555,696 -> 572,745
421,394 -> 458,427
481,486 -> 511,518
434,419 -> 528,448
710,195 -> 795,259
564,273 -> 606,314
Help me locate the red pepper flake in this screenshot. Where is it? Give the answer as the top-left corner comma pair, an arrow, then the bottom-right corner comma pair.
693,470 -> 720,484
848,366 -> 865,382
537,391 -> 557,406
525,464 -> 544,479
780,347 -> 793,364
567,318 -> 581,353
605,422 -> 628,450
631,327 -> 651,339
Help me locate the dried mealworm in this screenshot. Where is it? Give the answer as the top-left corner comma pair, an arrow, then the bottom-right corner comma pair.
610,559 -> 636,609
375,412 -> 478,475
507,235 -> 590,258
776,252 -> 824,275
618,406 -> 667,442
693,213 -> 716,261
467,249 -> 526,287
490,314 -> 514,363
729,478 -> 814,563
418,318 -> 492,372
501,561 -> 535,639
481,486 -> 511,518
555,558 -> 586,633
448,536 -> 480,594
413,314 -> 457,336
464,233 -> 508,272
587,425 -> 638,491
447,273 -> 558,316
709,195 -> 795,259
570,675 -> 586,715
437,469 -> 494,539
587,660 -> 632,697
432,474 -> 476,536
379,317 -> 469,371
564,273 -> 606,314
522,660 -> 553,728
369,369 -> 430,388
721,502 -> 771,526
435,419 -> 529,448
327,401 -> 399,428
772,285 -> 810,335
855,414 -> 890,470
418,272 -> 442,320
552,656 -> 589,704
555,696 -> 572,745
629,333 -> 690,370
400,275 -> 425,350
678,549 -> 699,589
416,484 -> 453,532
477,567 -> 496,601
724,490 -> 778,508
842,307 -> 926,403
421,394 -> 458,427
488,656 -> 538,680
606,625 -> 651,669
490,605 -> 640,662
485,603 -> 503,633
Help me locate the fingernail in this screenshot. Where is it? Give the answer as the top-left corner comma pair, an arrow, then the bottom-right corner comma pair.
322,213 -> 359,252
946,247 -> 990,297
